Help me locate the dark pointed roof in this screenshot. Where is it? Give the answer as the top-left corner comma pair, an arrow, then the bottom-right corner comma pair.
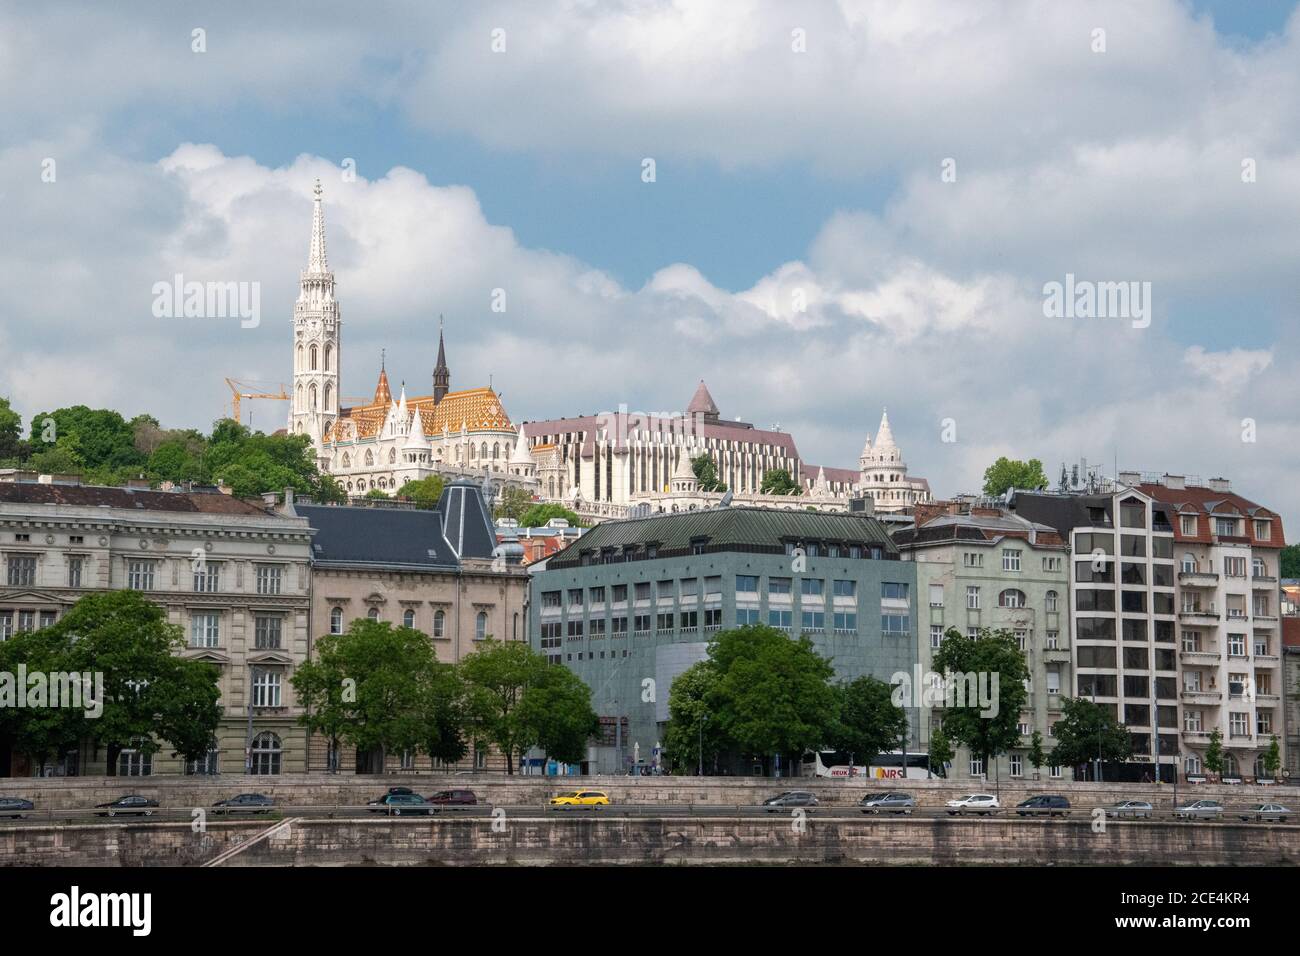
297,503 -> 460,571
437,479 -> 497,559
686,380 -> 719,417
434,326 -> 448,376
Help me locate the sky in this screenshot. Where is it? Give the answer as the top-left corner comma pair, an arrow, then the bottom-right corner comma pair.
1,0 -> 1298,528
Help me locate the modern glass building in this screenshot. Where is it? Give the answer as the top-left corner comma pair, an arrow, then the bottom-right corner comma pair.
529,507 -> 918,773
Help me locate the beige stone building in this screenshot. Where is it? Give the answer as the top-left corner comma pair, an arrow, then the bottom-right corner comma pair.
0,475 -> 314,777
296,479 -> 529,773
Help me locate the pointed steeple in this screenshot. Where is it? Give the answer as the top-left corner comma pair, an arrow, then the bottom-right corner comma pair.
686,380 -> 720,422
875,408 -> 896,450
307,179 -> 329,274
433,315 -> 450,404
373,353 -> 392,406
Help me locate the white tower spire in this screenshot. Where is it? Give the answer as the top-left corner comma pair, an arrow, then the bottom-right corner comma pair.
289,179 -> 342,453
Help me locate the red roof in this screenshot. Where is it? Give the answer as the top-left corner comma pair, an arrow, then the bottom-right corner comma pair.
1136,482 -> 1285,549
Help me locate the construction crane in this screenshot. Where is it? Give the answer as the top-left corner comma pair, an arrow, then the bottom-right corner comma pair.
224,378 -> 289,424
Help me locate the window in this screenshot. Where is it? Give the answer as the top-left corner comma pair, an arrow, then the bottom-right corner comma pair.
542,591 -> 562,609
330,607 -> 343,634
254,615 -> 282,650
930,625 -> 944,649
634,613 -> 651,632
998,589 -> 1026,608
680,578 -> 699,598
966,586 -> 980,609
963,552 -> 984,568
589,586 -> 606,605
433,609 -> 446,638
833,579 -> 856,598
736,575 -> 759,594
118,747 -> 152,777
881,614 -> 909,637
704,576 -> 721,596
589,618 -> 606,638
1254,519 -> 1272,541
1229,712 -> 1250,739
1014,629 -> 1028,651
881,582 -> 909,601
193,561 -> 219,592
1184,710 -> 1202,732
475,612 -> 488,641
1224,556 -> 1246,578
1050,765 -> 1062,779
190,613 -> 220,648
969,756 -> 984,777
704,609 -> 723,630
1181,515 -> 1197,535
1042,556 -> 1062,572
801,578 -> 824,597
1252,557 -> 1267,578
1075,589 -> 1114,612
127,560 -> 155,591
568,588 -> 584,608
801,610 -> 825,631
187,749 -> 220,776
656,580 -> 674,601
252,670 -> 282,707
1045,590 -> 1059,612
1009,754 -> 1023,777
403,609 -> 415,628
831,611 -> 856,632
1002,549 -> 1021,572
367,607 -> 379,621
768,577 -> 792,596
679,610 -> 698,630
656,612 -> 674,631
256,565 -> 283,595
735,608 -> 759,626
1215,517 -> 1239,537
1120,501 -> 1146,528
634,582 -> 651,601
1184,754 -> 1201,776
1228,634 -> 1246,657
68,557 -> 83,588
612,584 -> 628,603
1046,669 -> 1060,694
929,584 -> 944,607
250,732 -> 282,775
768,609 -> 793,630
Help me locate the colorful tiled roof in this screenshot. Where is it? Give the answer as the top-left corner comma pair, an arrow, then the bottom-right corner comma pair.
324,387 -> 514,443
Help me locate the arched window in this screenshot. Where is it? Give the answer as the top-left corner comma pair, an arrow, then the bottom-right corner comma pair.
309,384 -> 318,410
324,344 -> 333,371
250,732 -> 282,775
342,452 -> 350,467
364,449 -> 374,466
493,442 -> 500,460
324,384 -> 333,411
998,589 -> 1026,608
475,611 -> 488,641
480,442 -> 488,460
512,612 -> 519,641
330,607 -> 343,634
403,609 -> 415,629
1184,753 -> 1201,776
296,345 -> 304,371
1045,590 -> 1059,612
468,443 -> 475,459
1181,553 -> 1197,573
310,345 -> 319,370
433,609 -> 445,638
388,448 -> 397,464
367,607 -> 379,621
1254,754 -> 1270,780
296,384 -> 303,412
1223,753 -> 1238,777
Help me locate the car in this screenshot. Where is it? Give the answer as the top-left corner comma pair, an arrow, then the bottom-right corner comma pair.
1174,799 -> 1223,821
0,797 -> 34,819
1105,800 -> 1153,820
1239,803 -> 1290,823
95,795 -> 159,817
549,790 -> 611,808
367,787 -> 417,812
762,791 -> 819,811
212,793 -> 276,814
425,789 -> 478,809
859,792 -> 916,814
366,793 -> 432,816
1015,795 -> 1070,817
945,794 -> 999,816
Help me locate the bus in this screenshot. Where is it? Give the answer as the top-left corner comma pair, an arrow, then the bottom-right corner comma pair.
804,750 -> 933,780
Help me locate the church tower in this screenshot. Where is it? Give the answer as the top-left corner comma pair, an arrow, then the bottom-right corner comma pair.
432,317 -> 450,404
289,179 -> 341,448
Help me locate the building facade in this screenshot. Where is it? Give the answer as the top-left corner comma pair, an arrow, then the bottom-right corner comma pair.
0,477 -> 313,777
528,507 -> 918,773
298,480 -> 529,773
519,382 -> 930,518
893,502 -> 1070,782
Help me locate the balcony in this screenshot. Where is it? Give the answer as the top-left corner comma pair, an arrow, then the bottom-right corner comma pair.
1252,575 -> 1277,587
1254,693 -> 1280,705
1180,689 -> 1222,705
1178,570 -> 1219,587
1178,608 -> 1219,624
1178,648 -> 1219,665
1252,615 -> 1278,627
1181,729 -> 1213,743
1042,646 -> 1072,663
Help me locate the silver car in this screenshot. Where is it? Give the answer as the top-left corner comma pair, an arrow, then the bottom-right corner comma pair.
860,792 -> 916,814
1174,799 -> 1223,821
1105,800 -> 1153,820
1238,803 -> 1290,823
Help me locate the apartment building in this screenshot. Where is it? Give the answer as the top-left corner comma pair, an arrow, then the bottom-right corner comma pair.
0,477 -> 313,776
893,502 -> 1070,782
529,507 -> 917,773
1135,475 -> 1286,780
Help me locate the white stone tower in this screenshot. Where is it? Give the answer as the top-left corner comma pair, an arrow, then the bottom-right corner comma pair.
289,179 -> 341,448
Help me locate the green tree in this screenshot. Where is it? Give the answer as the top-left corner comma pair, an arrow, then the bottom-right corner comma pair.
0,625 -> 85,774
664,662 -> 723,774
1263,735 -> 1281,779
1028,729 -> 1046,775
40,591 -> 222,774
1281,544 -> 1300,579
517,665 -> 600,765
759,468 -> 800,496
493,484 -> 533,521
0,397 -> 23,460
690,454 -> 727,493
520,503 -> 580,528
292,619 -> 458,769
26,406 -> 144,473
27,442 -> 83,475
931,627 -> 1029,776
396,474 -> 446,509
363,488 -> 391,500
828,676 -> 908,766
981,457 -> 1049,496
1048,696 -> 1133,770
1203,728 -> 1224,775
928,724 -> 954,778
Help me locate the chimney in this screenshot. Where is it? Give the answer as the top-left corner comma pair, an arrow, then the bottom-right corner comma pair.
262,492 -> 278,507
1208,477 -> 1231,493
1118,471 -> 1141,486
912,503 -> 946,527
1163,474 -> 1185,490
970,506 -> 1003,518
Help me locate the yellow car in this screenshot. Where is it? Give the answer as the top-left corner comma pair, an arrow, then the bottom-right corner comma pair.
549,789 -> 610,808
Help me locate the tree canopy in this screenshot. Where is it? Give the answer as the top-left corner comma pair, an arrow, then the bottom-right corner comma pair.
981,457 -> 1050,496
1047,696 -> 1133,769
690,454 -> 727,492
396,474 -> 446,509
520,503 -> 581,528
759,468 -> 800,496
931,627 -> 1030,774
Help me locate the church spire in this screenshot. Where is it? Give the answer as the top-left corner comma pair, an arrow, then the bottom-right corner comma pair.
433,315 -> 450,404
307,179 -> 329,274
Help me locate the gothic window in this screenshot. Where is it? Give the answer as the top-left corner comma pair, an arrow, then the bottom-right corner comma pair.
388,447 -> 396,464
342,453 -> 350,467
364,450 -> 374,466
433,609 -> 445,638
310,345 -> 319,370
480,442 -> 488,459
296,345 -> 304,371
324,344 -> 333,371
309,384 -> 317,410
296,384 -> 303,411
469,444 -> 475,459
324,384 -> 333,411
493,442 -> 500,460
